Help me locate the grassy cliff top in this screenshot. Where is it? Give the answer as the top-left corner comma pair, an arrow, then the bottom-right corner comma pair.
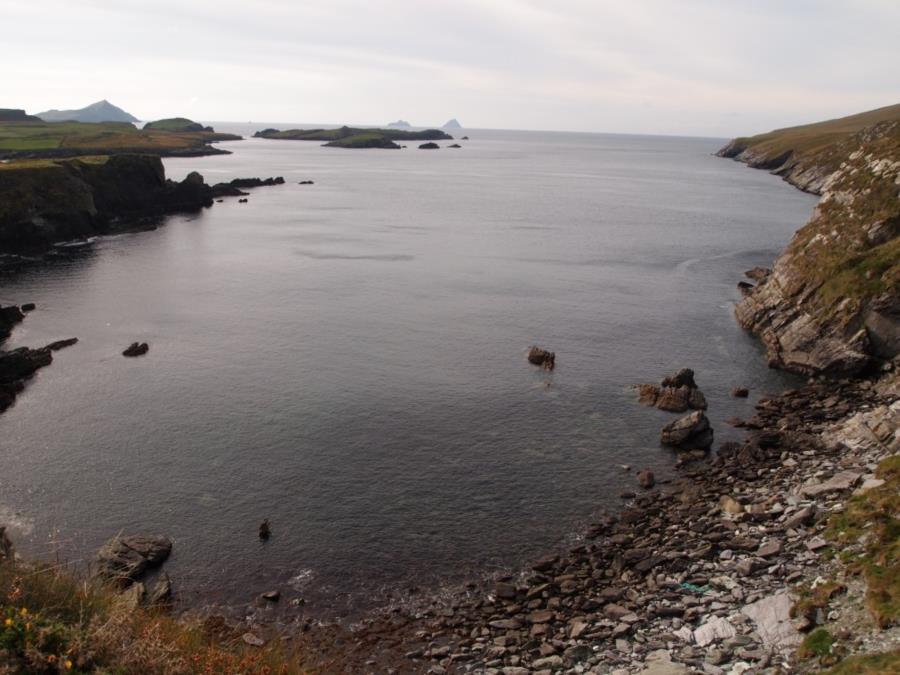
142,117 -> 212,133
0,119 -> 239,158
718,103 -> 900,186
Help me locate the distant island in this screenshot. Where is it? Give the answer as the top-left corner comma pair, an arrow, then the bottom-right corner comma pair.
36,99 -> 139,124
443,118 -> 462,129
386,120 -> 411,128
254,125 -> 452,149
143,117 -> 215,133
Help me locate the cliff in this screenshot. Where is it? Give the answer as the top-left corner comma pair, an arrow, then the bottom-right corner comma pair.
724,108 -> 900,377
0,155 -> 214,252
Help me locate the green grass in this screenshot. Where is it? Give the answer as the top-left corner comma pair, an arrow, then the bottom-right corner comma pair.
798,628 -> 836,660
0,120 -> 238,157
826,455 -> 900,628
822,649 -> 900,674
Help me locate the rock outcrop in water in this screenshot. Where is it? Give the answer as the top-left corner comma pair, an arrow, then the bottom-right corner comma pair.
720,106 -> 900,377
637,368 -> 707,412
527,346 -> 556,370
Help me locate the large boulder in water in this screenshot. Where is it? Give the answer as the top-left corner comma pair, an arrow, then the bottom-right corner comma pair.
95,534 -> 172,586
527,346 -> 556,370
660,410 -> 714,450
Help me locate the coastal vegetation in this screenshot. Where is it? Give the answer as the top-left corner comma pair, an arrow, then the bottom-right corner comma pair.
0,557 -> 306,673
0,118 -> 240,160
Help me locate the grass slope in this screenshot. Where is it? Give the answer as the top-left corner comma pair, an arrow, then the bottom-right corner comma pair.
0,120 -> 239,158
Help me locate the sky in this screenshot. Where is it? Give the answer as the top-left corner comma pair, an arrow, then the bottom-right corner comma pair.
2,0 -> 899,137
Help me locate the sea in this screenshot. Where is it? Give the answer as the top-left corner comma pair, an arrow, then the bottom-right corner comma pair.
0,124 -> 817,618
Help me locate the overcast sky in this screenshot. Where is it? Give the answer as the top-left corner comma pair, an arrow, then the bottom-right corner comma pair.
3,0 -> 898,137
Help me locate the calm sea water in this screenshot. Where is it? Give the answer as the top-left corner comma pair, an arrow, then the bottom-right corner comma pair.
0,126 -> 815,618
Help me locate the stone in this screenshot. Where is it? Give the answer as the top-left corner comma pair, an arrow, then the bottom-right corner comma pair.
741,593 -> 800,651
46,338 -> 78,351
147,573 -> 172,606
20,303 -> 36,312
693,617 -> 736,647
806,536 -> 829,551
122,342 -> 149,357
719,495 -> 744,515
242,633 -> 266,647
527,346 -> 555,370
757,540 -> 781,558
801,471 -> 862,497
262,590 -> 280,601
259,519 -> 271,540
495,581 -> 517,599
731,387 -> 749,397
95,534 -> 172,585
638,469 -> 656,489
661,411 -> 713,450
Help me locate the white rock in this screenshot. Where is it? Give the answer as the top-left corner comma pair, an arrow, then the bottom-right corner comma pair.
741,593 -> 801,651
693,617 -> 736,647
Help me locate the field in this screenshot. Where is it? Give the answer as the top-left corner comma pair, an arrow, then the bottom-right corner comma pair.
0,120 -> 239,158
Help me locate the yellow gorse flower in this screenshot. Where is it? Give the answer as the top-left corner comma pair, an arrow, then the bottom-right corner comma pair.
19,607 -> 27,617
3,618 -> 12,627
65,660 -> 73,670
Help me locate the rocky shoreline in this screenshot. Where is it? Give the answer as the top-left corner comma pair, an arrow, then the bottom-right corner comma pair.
0,155 -> 287,253
262,371 -> 896,674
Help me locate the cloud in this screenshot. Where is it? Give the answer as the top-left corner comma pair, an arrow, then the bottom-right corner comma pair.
1,0 -> 898,135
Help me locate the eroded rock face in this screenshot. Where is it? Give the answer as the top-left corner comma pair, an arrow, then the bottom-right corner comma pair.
731,121 -> 900,377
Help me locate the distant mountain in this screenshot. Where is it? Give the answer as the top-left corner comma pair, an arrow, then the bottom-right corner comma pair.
387,120 -> 412,128
443,118 -> 462,129
37,100 -> 139,123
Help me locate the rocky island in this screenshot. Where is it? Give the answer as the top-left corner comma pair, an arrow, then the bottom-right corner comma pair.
254,125 -> 452,149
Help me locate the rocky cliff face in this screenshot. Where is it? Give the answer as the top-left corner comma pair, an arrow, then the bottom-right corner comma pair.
728,120 -> 900,377
0,155 -> 213,252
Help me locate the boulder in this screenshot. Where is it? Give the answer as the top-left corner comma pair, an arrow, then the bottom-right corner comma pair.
637,469 -> 655,489
638,368 -> 707,412
660,410 -> 714,450
20,303 -> 36,312
259,519 -> 271,540
95,534 -> 172,585
418,142 -> 440,149
122,342 -> 149,357
527,346 -> 555,370
731,387 -> 749,397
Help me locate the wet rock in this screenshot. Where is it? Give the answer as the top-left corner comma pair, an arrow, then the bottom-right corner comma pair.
46,338 -> 78,351
660,411 -> 714,450
638,368 -> 707,412
419,142 -> 440,149
527,346 -> 555,370
122,342 -> 149,357
20,303 -> 36,312
261,590 -> 280,602
738,281 -> 754,296
259,519 -> 271,540
731,387 -> 749,397
637,469 -> 655,489
299,180 -> 315,185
